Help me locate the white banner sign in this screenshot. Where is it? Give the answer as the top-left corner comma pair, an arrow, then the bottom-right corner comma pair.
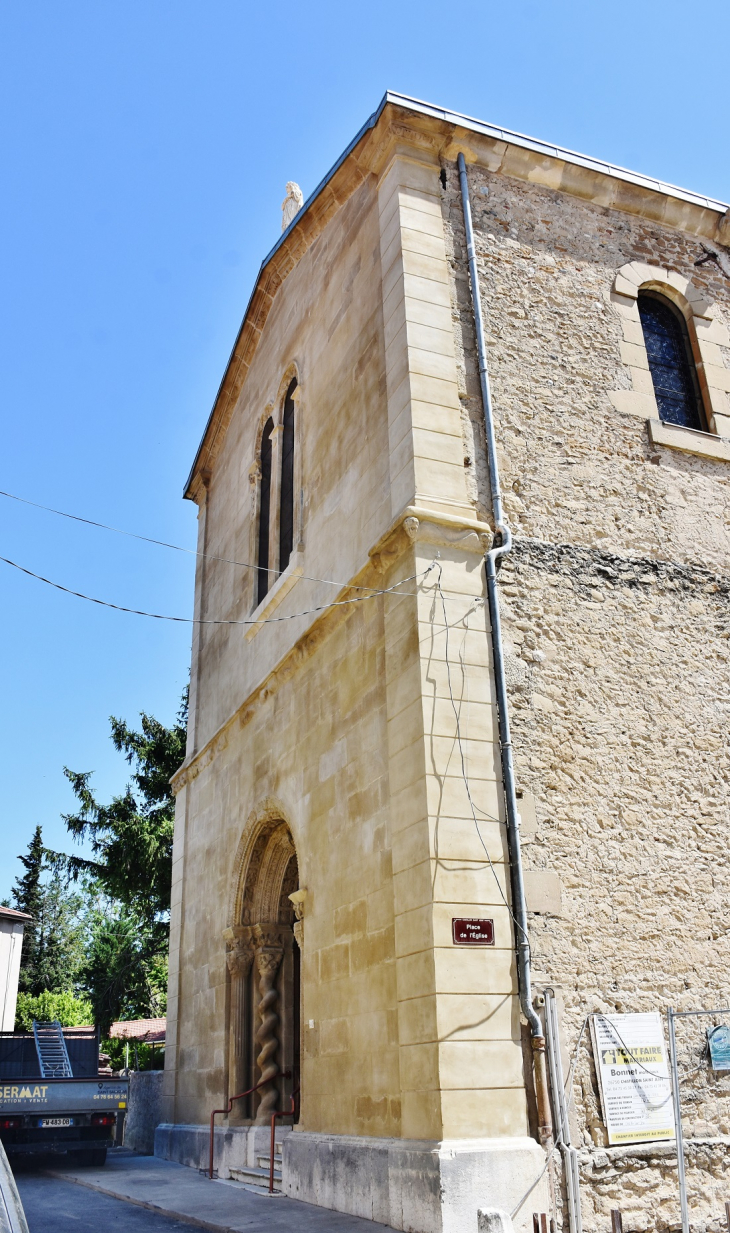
591,1012 -> 675,1145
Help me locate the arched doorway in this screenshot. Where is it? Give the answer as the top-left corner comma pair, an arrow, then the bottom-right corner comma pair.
224,816 -> 300,1124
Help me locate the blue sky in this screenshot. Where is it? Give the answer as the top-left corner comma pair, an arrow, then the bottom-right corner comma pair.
1,0 -> 727,899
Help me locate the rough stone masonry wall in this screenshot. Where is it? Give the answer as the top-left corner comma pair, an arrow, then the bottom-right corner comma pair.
439,160 -> 730,575
436,163 -> 730,1230
500,541 -> 730,1232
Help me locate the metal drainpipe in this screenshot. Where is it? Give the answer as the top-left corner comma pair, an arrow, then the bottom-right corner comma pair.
457,152 -> 553,1150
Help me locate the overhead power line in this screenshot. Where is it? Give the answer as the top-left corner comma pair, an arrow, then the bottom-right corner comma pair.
0,487 -> 389,594
0,553 -> 431,626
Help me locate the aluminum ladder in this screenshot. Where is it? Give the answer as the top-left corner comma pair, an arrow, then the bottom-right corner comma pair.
32,1020 -> 73,1079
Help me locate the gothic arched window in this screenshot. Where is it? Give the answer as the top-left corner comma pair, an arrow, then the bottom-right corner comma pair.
638,292 -> 704,431
278,378 -> 297,573
256,418 -> 274,606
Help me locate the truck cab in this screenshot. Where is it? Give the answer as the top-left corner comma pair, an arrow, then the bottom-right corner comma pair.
0,1021 -> 128,1165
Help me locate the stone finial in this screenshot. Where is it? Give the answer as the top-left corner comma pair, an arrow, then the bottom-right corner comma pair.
477,1210 -> 515,1233
282,182 -> 304,232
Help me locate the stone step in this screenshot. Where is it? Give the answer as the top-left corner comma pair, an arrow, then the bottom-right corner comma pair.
259,1141 -> 283,1156
229,1165 -> 282,1192
256,1154 -> 282,1170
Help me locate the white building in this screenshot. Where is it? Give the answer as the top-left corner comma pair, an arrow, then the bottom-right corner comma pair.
0,907 -> 31,1032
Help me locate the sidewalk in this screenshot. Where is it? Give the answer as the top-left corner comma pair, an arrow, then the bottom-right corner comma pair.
44,1148 -> 400,1233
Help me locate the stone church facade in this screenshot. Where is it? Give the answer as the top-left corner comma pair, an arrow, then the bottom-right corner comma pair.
158,94 -> 730,1233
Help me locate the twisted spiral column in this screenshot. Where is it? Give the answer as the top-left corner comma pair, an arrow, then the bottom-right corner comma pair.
254,937 -> 283,1123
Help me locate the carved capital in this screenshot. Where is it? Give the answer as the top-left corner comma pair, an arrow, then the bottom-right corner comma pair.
252,922 -> 285,951
226,941 -> 254,976
224,924 -> 254,976
255,948 -> 283,979
293,919 -> 303,950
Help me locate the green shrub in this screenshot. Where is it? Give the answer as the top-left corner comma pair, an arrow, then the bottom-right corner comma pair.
15,990 -> 93,1031
102,1036 -> 165,1071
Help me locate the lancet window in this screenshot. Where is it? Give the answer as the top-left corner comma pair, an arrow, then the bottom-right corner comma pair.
278,379 -> 297,573
254,374 -> 298,609
256,418 -> 274,606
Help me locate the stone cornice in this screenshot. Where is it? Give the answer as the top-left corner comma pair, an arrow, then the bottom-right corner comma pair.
171,513 -> 730,797
170,504 -> 493,794
184,95 -> 730,505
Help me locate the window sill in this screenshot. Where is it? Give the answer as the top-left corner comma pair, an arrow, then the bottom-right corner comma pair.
245,552 -> 304,642
647,418 -> 730,463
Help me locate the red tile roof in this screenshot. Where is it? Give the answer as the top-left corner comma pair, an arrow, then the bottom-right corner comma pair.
109,1018 -> 166,1043
0,906 -> 32,922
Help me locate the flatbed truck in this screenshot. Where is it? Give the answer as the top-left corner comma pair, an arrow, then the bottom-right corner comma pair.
0,1021 -> 128,1164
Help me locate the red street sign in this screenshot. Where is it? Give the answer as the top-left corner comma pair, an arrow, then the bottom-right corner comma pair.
452,917 -> 495,946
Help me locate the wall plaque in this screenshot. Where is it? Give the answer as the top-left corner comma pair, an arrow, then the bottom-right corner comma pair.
452,918 -> 494,946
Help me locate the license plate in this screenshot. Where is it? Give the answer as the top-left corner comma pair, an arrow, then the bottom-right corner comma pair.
40,1117 -> 73,1127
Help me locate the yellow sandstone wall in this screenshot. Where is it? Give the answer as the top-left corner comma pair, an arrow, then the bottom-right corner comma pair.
164,144 -> 530,1143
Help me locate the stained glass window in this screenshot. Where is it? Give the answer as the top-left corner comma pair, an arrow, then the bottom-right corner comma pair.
638,293 -> 704,431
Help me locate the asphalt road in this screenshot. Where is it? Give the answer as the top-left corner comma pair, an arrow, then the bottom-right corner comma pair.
16,1168 -> 191,1233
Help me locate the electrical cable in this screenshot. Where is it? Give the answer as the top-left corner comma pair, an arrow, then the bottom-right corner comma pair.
0,486 -> 408,595
597,1016 -> 673,1090
0,553 -> 433,626
431,566 -> 528,943
514,1009 -> 686,1219
0,486 -> 473,603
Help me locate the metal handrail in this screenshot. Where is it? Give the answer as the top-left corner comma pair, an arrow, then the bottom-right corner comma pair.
208,1070 -> 291,1178
269,1086 -> 299,1194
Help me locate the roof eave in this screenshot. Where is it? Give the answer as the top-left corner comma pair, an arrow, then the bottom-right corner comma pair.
182,91 -> 392,499
183,91 -> 729,500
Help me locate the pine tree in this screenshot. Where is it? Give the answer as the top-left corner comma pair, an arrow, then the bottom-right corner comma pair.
11,829 -> 85,997
52,687 -> 188,934
33,873 -> 85,994
11,826 -> 44,994
80,904 -> 167,1035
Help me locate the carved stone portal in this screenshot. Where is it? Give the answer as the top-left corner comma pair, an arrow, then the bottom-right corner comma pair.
226,819 -> 300,1125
